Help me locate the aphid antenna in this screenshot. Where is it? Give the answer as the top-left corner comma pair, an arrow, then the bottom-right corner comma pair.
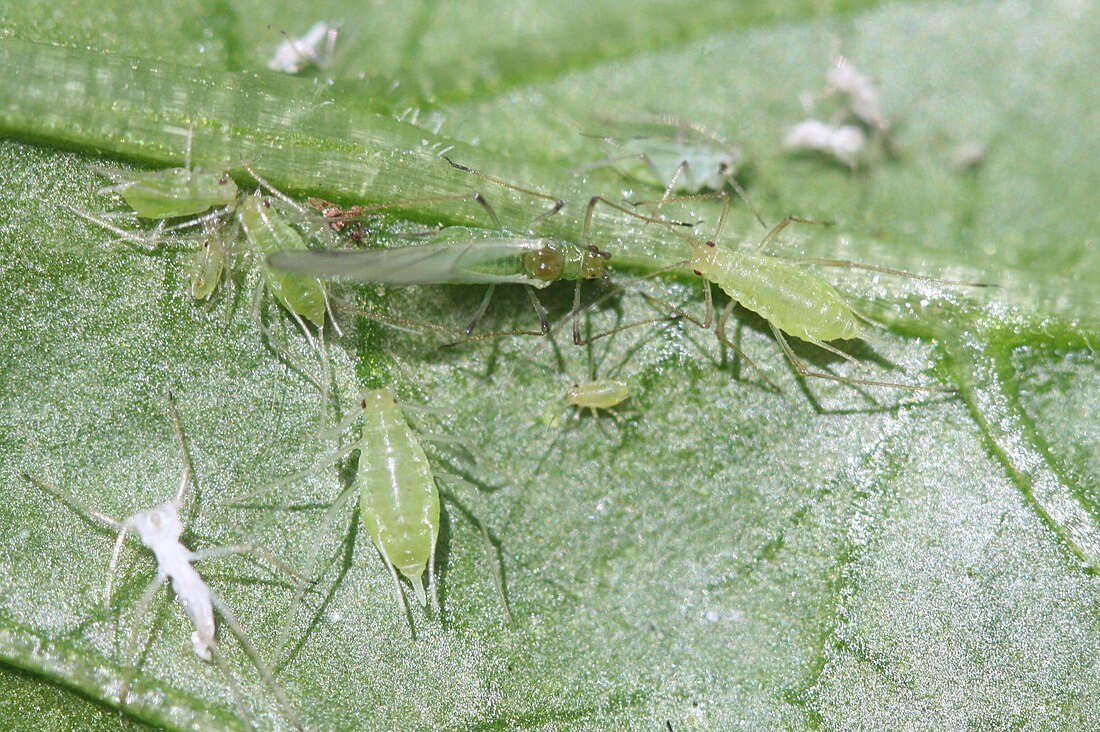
65,204 -> 166,251
443,155 -> 564,229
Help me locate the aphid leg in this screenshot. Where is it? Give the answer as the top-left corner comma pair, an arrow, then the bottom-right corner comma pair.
769,323 -> 953,393
443,156 -> 564,228
21,473 -> 129,607
464,284 -> 498,334
103,528 -> 130,610
277,485 -> 357,651
712,298 -> 782,392
209,591 -> 305,731
354,191 -> 502,229
239,165 -> 312,219
248,281 -> 324,392
756,216 -> 828,252
569,151 -> 650,178
20,473 -> 123,531
161,206 -> 236,236
332,299 -> 470,338
570,195 -> 691,345
651,159 -> 689,215
438,285 -> 552,347
165,391 -> 194,507
205,643 -> 255,732
419,433 -> 487,466
435,472 -> 513,624
117,574 -> 167,709
65,205 -> 163,250
191,544 -> 311,585
633,175 -> 768,231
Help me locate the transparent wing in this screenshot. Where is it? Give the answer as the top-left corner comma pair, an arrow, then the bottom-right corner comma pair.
267,238 -> 549,287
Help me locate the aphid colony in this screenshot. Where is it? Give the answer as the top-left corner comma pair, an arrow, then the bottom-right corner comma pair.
39,62 -> 988,726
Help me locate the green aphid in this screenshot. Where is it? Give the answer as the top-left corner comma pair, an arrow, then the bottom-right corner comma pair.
115,167 -> 239,219
185,225 -> 229,301
236,193 -> 328,327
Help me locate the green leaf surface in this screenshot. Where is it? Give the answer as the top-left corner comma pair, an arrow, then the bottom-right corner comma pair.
1,1 -> 1099,730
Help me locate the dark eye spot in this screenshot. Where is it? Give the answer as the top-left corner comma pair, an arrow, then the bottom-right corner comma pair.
262,198 -> 272,208
705,241 -> 716,248
218,177 -> 228,185
693,270 -> 702,276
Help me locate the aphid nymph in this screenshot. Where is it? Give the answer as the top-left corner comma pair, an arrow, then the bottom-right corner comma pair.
270,384 -> 509,635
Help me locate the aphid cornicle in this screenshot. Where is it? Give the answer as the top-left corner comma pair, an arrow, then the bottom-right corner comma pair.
21,393 -> 303,730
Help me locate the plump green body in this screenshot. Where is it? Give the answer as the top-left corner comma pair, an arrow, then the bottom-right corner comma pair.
118,167 -> 238,219
567,379 -> 630,410
356,388 -> 440,606
237,194 -> 328,327
690,244 -> 862,342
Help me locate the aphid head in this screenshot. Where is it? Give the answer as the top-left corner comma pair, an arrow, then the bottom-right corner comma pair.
687,238 -> 718,277
126,502 -> 184,544
360,387 -> 398,410
522,244 -> 565,282
213,172 -> 239,205
580,245 -> 611,280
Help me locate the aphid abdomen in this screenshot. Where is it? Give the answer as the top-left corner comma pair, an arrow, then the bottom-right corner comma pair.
168,560 -> 217,659
237,195 -> 328,326
356,389 -> 440,606
120,167 -> 238,219
699,249 -> 863,342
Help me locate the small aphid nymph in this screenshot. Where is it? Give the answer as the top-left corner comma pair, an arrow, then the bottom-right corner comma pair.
566,379 -> 631,418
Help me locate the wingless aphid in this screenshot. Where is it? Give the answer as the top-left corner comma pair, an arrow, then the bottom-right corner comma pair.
583,193 -> 990,392
21,393 -> 303,730
83,124 -> 238,230
576,114 -> 764,225
269,386 -> 509,636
